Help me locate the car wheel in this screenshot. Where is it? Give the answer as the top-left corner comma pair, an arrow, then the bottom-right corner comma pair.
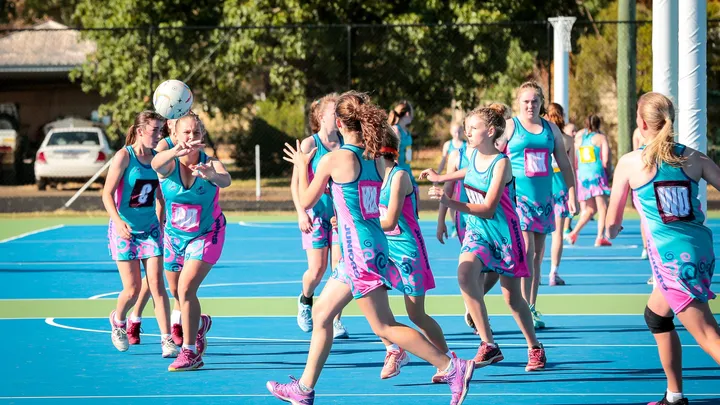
37,178 -> 47,191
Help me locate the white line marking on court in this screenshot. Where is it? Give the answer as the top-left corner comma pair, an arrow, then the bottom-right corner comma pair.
1,393 -> 718,400
0,225 -> 65,244
85,274 -> 655,300
3,313 -> 655,320
0,256 -> 649,266
5,237 -> 299,244
43,317 -> 704,347
87,280 -> 304,299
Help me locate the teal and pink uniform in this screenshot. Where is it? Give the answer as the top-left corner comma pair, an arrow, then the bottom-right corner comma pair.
329,145 -> 392,299
506,117 -> 556,234
461,150 -> 529,277
160,151 -> 226,271
395,124 -> 419,194
633,144 -> 715,313
108,145 -> 163,261
576,130 -> 610,201
453,144 -> 470,243
551,154 -> 570,218
379,164 -> 435,296
302,133 -> 342,249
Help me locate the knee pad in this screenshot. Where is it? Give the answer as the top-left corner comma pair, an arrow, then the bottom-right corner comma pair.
644,306 -> 675,334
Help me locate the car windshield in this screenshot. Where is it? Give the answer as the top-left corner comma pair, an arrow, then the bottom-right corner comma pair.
47,131 -> 100,146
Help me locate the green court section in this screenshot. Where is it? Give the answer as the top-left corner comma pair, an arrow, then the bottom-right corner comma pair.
0,209 -> 684,241
3,294 -> 720,319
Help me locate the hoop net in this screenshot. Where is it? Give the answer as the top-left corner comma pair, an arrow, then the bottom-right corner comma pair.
549,17 -> 576,52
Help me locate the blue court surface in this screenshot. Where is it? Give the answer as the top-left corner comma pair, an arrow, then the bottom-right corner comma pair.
1,219 -> 719,404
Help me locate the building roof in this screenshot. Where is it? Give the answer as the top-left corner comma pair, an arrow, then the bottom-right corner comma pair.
0,20 -> 95,73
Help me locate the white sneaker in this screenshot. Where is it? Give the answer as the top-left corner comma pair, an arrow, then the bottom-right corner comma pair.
161,336 -> 179,358
297,294 -> 313,333
333,320 -> 349,339
109,310 -> 129,352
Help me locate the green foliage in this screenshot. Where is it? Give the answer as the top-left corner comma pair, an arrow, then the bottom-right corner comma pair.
70,0 -> 581,145
479,38 -> 537,109
568,2 -> 652,125
254,100 -> 306,140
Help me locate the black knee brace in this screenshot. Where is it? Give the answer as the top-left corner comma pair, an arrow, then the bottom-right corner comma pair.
644,306 -> 675,334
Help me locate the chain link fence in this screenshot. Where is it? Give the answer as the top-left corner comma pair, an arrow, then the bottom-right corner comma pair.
0,20 -> 717,182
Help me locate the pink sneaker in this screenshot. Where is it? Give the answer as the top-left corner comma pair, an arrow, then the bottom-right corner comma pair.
473,342 -> 504,368
171,323 -> 183,346
266,376 -> 315,404
525,344 -> 546,371
168,348 -> 203,372
127,320 -> 141,345
446,357 -> 474,405
196,314 -> 212,356
380,348 -> 409,379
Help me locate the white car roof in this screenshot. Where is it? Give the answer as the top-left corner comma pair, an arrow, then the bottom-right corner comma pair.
47,127 -> 104,133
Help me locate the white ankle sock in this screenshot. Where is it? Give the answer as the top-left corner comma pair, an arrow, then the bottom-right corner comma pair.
550,266 -> 558,274
182,344 -> 196,353
171,310 -> 181,325
114,314 -> 125,326
386,344 -> 399,352
298,380 -> 312,392
443,359 -> 455,372
161,334 -> 170,341
666,390 -> 683,403
130,315 -> 141,323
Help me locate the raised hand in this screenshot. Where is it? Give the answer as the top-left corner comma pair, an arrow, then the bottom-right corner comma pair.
418,168 -> 441,182
189,162 -> 216,180
283,140 -> 316,168
174,140 -> 204,157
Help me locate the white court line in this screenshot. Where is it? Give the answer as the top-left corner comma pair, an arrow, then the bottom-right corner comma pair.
0,225 -> 65,244
2,392 -> 717,400
5,237 -> 300,244
1,393 -> 718,400
2,313 -> 652,320
87,280 -> 304,299
0,256 -> 648,266
86,274 -> 655,299
43,318 -> 703,347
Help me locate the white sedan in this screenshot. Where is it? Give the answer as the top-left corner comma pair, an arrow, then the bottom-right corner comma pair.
34,127 -> 114,191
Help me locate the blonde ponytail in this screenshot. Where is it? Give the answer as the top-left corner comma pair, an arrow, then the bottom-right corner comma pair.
638,92 -> 686,168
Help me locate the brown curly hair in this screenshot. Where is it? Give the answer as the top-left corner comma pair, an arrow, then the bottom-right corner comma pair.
336,91 -> 388,159
464,105 -> 507,142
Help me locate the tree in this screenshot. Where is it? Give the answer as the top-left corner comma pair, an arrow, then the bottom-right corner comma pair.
70,0 -> 583,145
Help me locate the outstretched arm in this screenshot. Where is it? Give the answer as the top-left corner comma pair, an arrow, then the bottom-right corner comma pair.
605,155 -> 633,239
283,140 -> 331,210
433,158 -> 509,219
